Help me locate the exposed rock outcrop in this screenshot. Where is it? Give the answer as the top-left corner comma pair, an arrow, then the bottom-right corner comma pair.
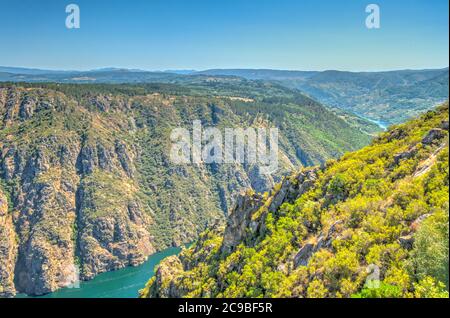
422,128 -> 446,145
11,142 -> 80,296
269,168 -> 319,213
76,184 -> 155,280
293,243 -> 315,267
146,167 -> 322,297
221,167 -> 319,255
221,191 -> 265,254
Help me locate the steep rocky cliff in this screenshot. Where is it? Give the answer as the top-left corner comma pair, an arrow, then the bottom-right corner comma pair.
0,188 -> 17,297
0,87 -> 158,295
142,103 -> 449,298
0,82 -> 373,296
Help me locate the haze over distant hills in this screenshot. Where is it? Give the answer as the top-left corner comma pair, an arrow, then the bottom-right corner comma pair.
141,102 -> 450,299
0,66 -> 448,297
1,66 -> 448,125
197,68 -> 450,125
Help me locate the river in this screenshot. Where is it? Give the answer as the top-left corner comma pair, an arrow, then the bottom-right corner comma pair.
16,246 -> 183,298
355,113 -> 390,130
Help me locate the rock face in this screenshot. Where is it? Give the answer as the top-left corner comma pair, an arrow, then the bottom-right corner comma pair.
394,146 -> 418,165
293,220 -> 343,268
269,168 -> 319,212
0,189 -> 17,297
0,88 -> 159,295
293,243 -> 315,267
221,168 -> 319,255
11,142 -> 80,295
76,185 -> 155,280
145,167 -> 321,298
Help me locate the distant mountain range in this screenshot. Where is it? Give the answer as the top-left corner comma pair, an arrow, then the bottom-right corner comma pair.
196,68 -> 449,125
141,102 -> 449,299
1,66 -> 448,125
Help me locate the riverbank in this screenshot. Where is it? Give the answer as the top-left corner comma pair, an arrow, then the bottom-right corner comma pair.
15,246 -> 184,298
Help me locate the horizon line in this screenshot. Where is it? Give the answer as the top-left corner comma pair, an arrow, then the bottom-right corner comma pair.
0,65 -> 449,74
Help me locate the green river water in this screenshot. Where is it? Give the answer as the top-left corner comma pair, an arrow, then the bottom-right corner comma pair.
16,246 -> 182,298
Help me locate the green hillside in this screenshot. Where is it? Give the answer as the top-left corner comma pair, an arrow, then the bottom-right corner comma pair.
142,103 -> 449,298
2,67 -> 447,126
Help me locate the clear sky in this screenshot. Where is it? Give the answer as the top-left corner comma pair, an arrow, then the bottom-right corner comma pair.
0,0 -> 448,71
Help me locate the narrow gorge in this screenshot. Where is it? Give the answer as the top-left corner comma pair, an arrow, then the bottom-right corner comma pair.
0,82 -> 374,296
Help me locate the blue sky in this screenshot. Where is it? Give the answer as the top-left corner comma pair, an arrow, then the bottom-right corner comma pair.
0,0 -> 448,71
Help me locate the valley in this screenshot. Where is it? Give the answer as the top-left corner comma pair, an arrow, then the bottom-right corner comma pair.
0,80 -> 375,297
0,0 -> 448,303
